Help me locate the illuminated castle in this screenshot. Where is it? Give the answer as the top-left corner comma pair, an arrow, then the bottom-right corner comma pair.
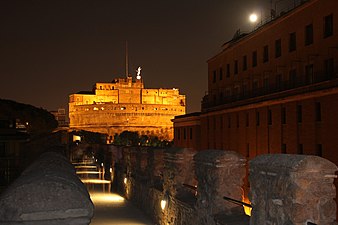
69,71 -> 186,141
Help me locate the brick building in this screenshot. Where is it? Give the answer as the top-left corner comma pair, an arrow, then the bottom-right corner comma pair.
173,0 -> 338,203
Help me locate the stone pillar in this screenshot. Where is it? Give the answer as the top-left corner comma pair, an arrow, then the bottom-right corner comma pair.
249,154 -> 338,225
162,147 -> 195,198
194,150 -> 247,225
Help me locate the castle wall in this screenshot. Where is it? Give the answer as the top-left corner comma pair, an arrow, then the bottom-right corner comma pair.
69,77 -> 186,141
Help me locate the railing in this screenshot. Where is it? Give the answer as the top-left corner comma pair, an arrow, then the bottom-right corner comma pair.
223,196 -> 252,208
202,72 -> 338,110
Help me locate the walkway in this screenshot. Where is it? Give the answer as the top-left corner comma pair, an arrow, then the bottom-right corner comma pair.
90,192 -> 154,225
72,159 -> 153,225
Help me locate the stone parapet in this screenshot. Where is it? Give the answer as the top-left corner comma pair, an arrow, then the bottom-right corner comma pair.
249,154 -> 338,225
163,147 -> 196,198
0,151 -> 94,225
194,150 -> 247,225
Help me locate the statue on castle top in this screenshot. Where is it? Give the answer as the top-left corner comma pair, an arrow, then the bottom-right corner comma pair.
136,66 -> 142,80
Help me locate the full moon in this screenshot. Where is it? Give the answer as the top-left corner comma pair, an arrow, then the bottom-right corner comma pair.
249,13 -> 258,23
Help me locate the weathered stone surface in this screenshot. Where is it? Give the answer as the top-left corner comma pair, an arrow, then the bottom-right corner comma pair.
163,147 -> 196,198
0,151 -> 93,225
194,150 -> 247,225
249,154 -> 337,225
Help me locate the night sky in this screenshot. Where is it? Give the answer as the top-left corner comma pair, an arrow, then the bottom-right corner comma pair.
0,0 -> 287,113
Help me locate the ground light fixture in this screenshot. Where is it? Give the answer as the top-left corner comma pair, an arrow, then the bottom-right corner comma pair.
161,192 -> 169,211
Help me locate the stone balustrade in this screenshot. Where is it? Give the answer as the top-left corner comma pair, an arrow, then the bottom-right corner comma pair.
0,149 -> 94,225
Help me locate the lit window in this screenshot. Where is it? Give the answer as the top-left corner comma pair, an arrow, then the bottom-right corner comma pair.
93,107 -> 99,111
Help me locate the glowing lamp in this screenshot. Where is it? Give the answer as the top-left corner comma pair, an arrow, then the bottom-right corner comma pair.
124,177 -> 127,184
160,199 -> 167,210
161,192 -> 169,211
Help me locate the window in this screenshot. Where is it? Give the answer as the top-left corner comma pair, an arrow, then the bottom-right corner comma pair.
246,113 -> 249,127
298,144 -> 303,154
289,69 -> 297,87
236,114 -> 239,128
226,64 -> 230,77
219,68 -> 223,80
263,77 -> 269,90
213,70 -> 217,83
256,112 -> 260,126
281,107 -> 286,124
316,144 -> 323,157
243,83 -> 248,95
183,128 -> 186,140
190,127 -> 193,140
252,51 -> 257,67
0,143 -> 6,157
315,102 -> 321,122
305,64 -> 314,84
289,32 -> 296,52
263,45 -> 269,63
268,109 -> 272,125
276,74 -> 282,89
243,55 -> 247,71
324,58 -> 334,79
253,79 -> 259,90
177,129 -> 181,140
297,105 -> 302,123
220,116 -> 223,129
234,60 -> 238,75
246,144 -> 250,158
275,39 -> 282,58
228,115 -> 231,128
305,24 -> 313,46
281,144 -> 287,153
324,14 -> 333,38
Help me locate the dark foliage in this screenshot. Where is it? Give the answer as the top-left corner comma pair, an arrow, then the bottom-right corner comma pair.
113,131 -> 173,147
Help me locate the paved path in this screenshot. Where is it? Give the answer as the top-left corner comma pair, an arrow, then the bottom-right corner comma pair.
90,192 -> 154,225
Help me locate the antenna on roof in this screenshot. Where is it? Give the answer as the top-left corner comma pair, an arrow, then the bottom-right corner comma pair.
125,40 -> 129,77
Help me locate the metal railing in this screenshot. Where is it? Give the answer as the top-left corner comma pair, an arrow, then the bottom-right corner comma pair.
223,196 -> 252,208
203,72 -> 338,110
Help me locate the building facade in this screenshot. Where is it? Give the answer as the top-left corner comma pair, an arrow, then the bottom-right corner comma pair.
69,75 -> 185,141
173,0 -> 338,203
50,108 -> 68,127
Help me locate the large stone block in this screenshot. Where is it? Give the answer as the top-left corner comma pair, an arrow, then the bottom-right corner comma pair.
249,154 -> 337,225
194,150 -> 247,225
0,151 -> 94,225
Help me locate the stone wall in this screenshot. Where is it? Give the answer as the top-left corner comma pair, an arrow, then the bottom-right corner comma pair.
194,150 -> 248,225
0,150 -> 94,225
250,154 -> 337,225
112,146 -> 337,225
